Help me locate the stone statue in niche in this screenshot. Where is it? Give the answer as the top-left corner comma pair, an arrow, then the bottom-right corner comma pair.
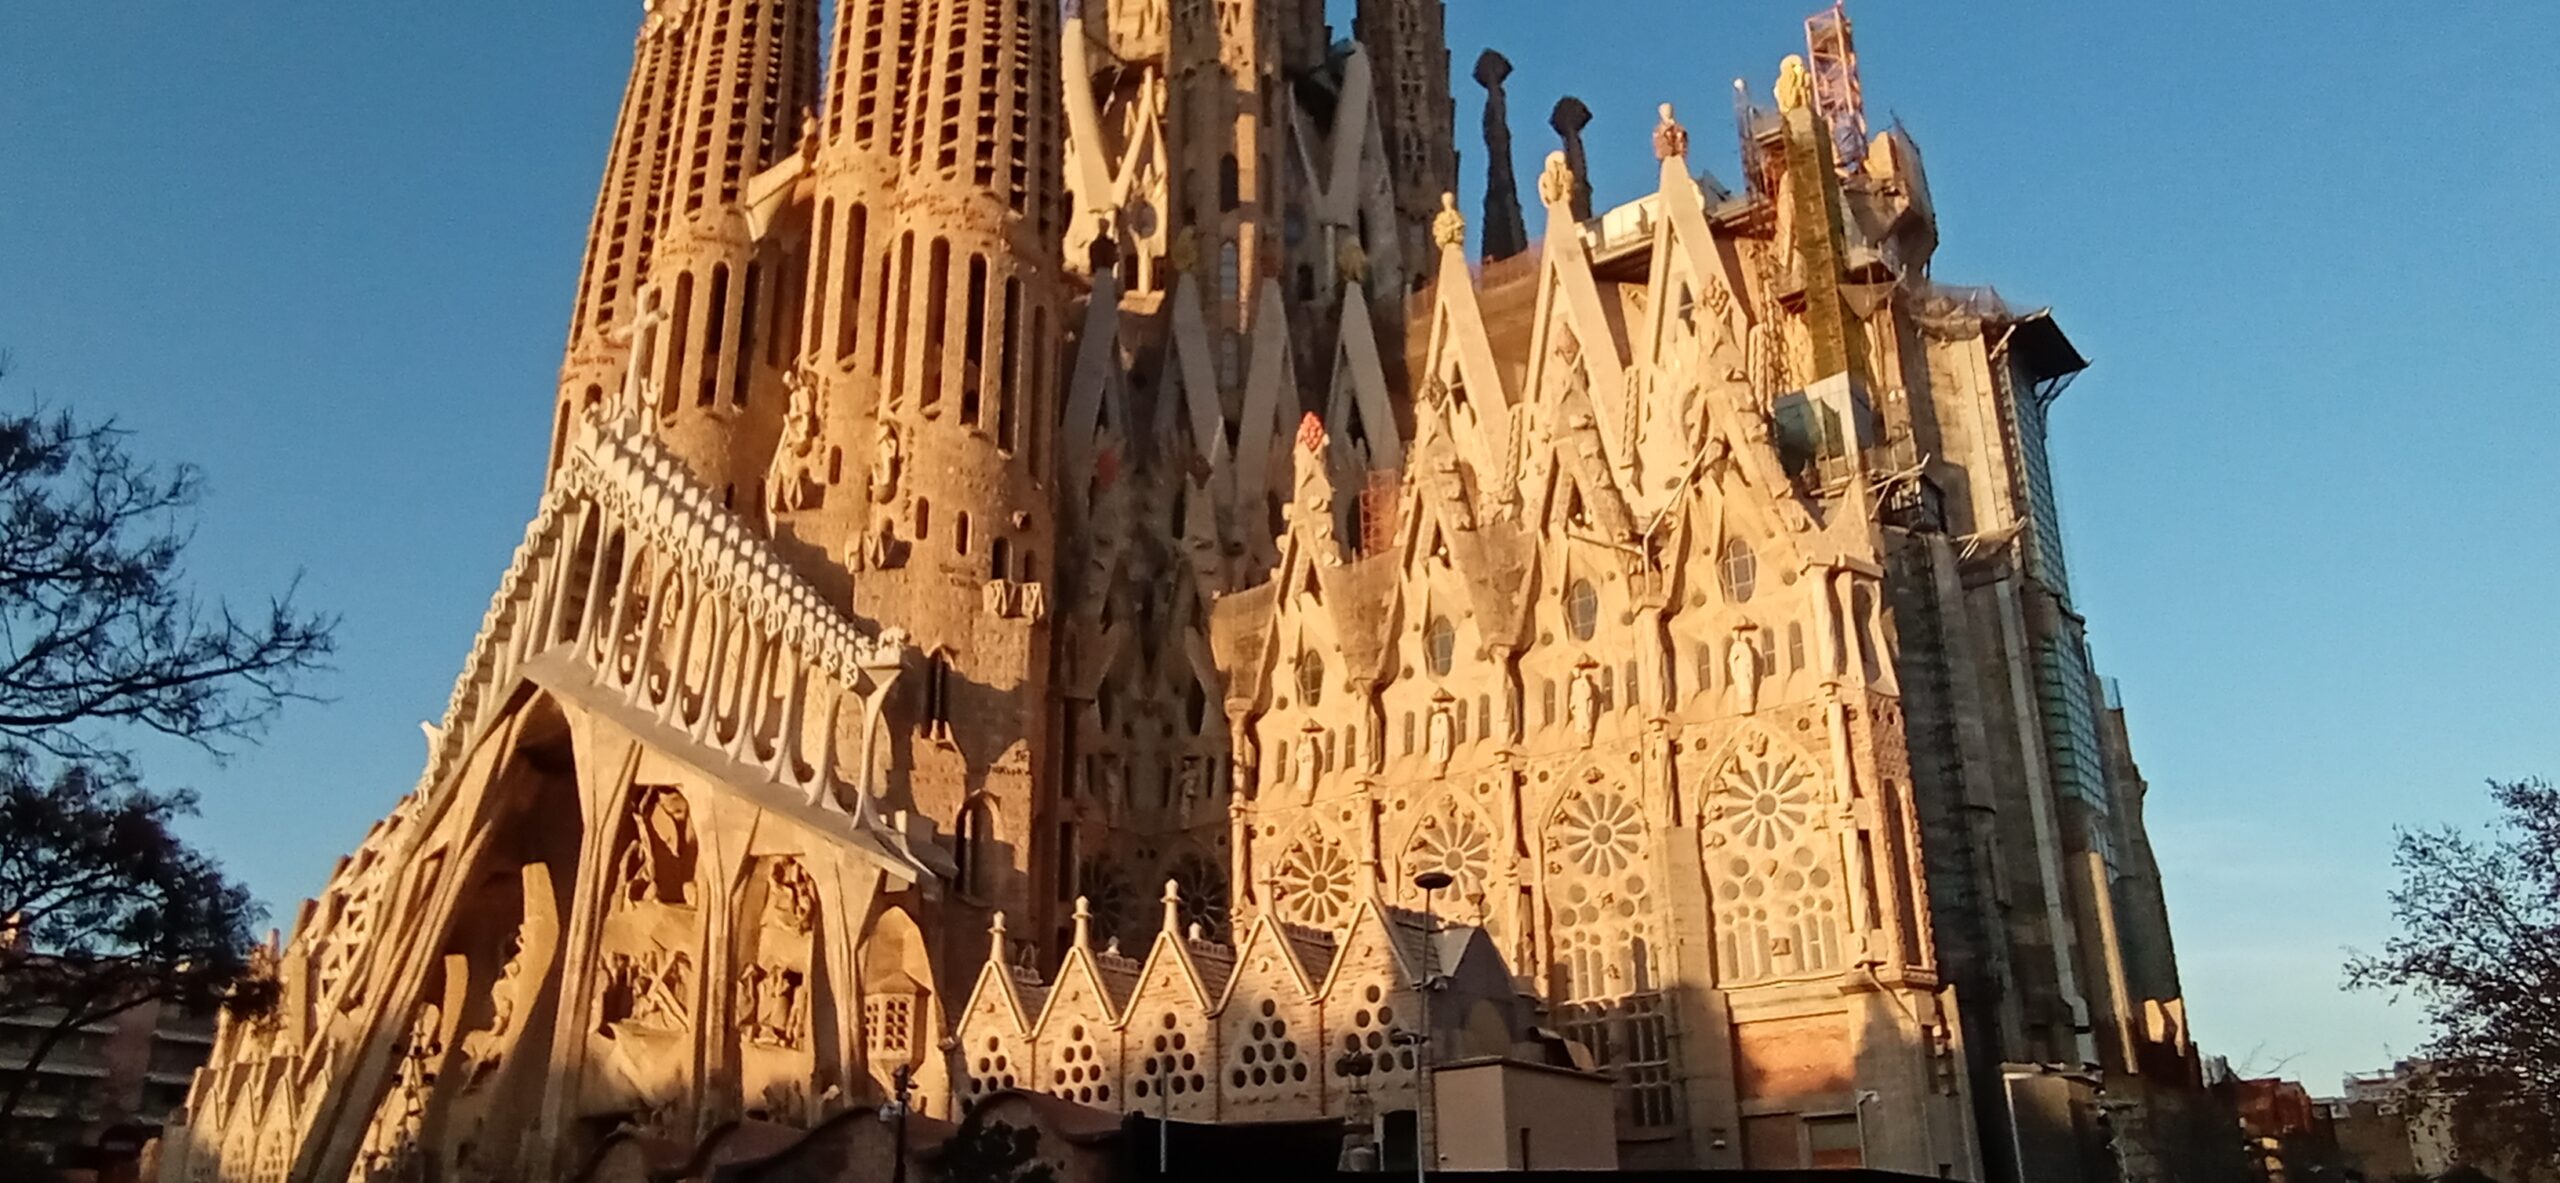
766,860 -> 818,935
1567,664 -> 1599,743
1175,757 -> 1207,816
1293,729 -> 1322,803
1426,700 -> 1455,772
868,421 -> 903,506
609,285 -> 669,421
767,365 -> 828,516
1729,632 -> 1763,715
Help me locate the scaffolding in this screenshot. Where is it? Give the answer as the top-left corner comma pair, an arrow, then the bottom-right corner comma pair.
1805,3 -> 1870,174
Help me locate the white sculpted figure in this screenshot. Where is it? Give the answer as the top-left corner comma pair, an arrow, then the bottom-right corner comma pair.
1426,702 -> 1455,771
1568,666 -> 1599,742
1293,731 -> 1322,802
1729,632 -> 1763,715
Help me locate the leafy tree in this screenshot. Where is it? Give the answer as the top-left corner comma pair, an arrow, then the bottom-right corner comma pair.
2347,778 -> 2560,1176
0,366 -> 334,1155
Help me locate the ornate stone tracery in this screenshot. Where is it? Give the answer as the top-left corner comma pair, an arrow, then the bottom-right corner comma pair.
1706,732 -> 1849,985
1268,833 -> 1357,930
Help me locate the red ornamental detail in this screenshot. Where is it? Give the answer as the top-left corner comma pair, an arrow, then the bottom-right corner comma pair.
1296,413 -> 1327,454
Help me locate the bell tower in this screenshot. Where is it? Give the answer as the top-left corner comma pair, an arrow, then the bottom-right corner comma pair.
829,0 -> 1069,943
551,0 -> 822,507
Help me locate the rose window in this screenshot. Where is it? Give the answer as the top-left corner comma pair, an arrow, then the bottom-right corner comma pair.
1404,807 -> 1495,900
1713,746 -> 1817,851
1270,837 -> 1356,929
1167,852 -> 1230,942
1552,789 -> 1644,877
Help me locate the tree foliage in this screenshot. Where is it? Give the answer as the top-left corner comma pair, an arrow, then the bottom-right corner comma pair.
0,395 -> 332,763
2346,778 -> 2560,1175
0,762 -> 272,1122
0,370 -> 334,1147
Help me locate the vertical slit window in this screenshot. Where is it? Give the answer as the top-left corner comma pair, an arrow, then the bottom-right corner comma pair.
731,261 -> 761,405
995,277 -> 1020,452
960,255 -> 988,425
837,204 -> 868,364
663,270 -> 696,417
1028,305 -> 1049,472
809,200 -> 836,357
920,237 -> 951,409
887,232 -> 914,400
700,264 -> 731,406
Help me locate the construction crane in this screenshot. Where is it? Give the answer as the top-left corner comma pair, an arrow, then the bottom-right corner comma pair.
1804,2 -> 1870,174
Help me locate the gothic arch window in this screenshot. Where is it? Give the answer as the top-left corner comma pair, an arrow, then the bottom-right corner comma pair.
914,498 -> 932,541
1218,153 -> 1241,211
1543,782 -> 1678,1132
955,796 -> 998,902
1565,580 -> 1600,642
1295,651 -> 1325,708
1720,537 -> 1758,603
1424,617 -> 1457,677
955,511 -> 972,556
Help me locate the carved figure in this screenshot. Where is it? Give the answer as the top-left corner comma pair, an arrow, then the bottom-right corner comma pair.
1293,730 -> 1321,802
1777,55 -> 1813,113
1426,702 -> 1455,771
1729,632 -> 1763,715
1653,103 -> 1689,162
1537,151 -> 1575,210
868,421 -> 903,505
767,365 -> 827,515
1568,665 -> 1599,741
1431,191 -> 1467,252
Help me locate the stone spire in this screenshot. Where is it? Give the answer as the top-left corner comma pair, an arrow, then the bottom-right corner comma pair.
1472,50 -> 1528,263
1549,95 -> 1594,221
550,0 -> 707,474
1357,0 -> 1457,278
620,0 -> 823,501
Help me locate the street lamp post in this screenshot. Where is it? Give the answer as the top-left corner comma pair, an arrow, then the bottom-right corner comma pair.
880,1064 -> 915,1183
1412,869 -> 1454,1183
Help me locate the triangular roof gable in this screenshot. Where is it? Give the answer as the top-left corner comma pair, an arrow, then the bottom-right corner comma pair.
1214,912 -> 1325,1011
1521,178 -> 1635,482
957,944 -> 1034,1039
1320,288 -> 1406,473
1418,246 -> 1516,481
1032,934 -> 1124,1035
1317,895 -> 1420,999
1122,918 -> 1215,1027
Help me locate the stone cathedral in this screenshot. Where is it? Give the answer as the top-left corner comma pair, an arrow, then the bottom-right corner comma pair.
159,2 -> 2223,1181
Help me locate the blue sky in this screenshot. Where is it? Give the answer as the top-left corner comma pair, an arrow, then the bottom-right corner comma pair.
2,1 -> 2553,1092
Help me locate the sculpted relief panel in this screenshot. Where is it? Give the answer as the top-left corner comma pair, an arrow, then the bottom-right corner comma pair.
586,786 -> 704,1118
735,857 -> 821,1121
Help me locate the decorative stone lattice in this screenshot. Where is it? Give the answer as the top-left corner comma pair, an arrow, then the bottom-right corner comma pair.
1329,983 -> 1418,1078
1129,1012 -> 1208,1102
1269,834 -> 1356,929
964,1033 -> 1022,1104
1046,1022 -> 1114,1106
1225,998 -> 1310,1095
1706,732 -> 1846,984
